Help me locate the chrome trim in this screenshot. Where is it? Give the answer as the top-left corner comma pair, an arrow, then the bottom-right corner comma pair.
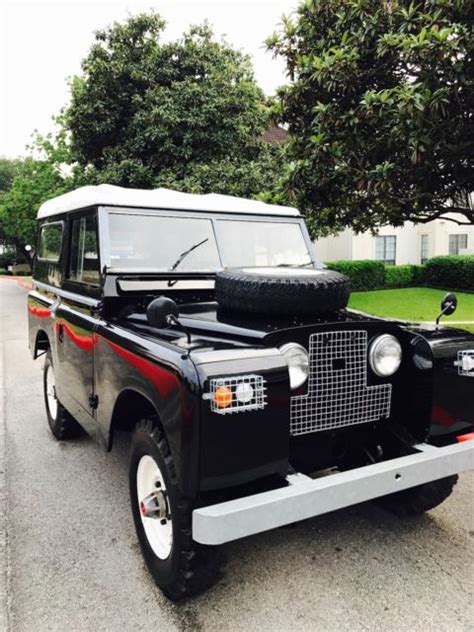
33,280 -> 101,308
368,334 -> 402,377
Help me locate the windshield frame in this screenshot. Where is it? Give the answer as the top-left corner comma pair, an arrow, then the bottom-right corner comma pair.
99,205 -> 321,275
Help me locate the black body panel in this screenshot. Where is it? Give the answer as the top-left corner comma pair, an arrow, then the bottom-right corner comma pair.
28,203 -> 474,499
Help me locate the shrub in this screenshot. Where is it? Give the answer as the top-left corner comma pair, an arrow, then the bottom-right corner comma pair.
0,250 -> 15,269
12,263 -> 31,276
385,265 -> 414,288
424,256 -> 474,291
326,260 -> 385,291
410,265 -> 426,287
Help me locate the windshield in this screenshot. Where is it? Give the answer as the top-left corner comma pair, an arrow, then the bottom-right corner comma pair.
216,220 -> 311,267
107,211 -> 312,272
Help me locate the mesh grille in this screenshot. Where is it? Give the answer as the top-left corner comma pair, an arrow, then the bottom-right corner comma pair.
207,375 -> 267,415
290,330 -> 392,436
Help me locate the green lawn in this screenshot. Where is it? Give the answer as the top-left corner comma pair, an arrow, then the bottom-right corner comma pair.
348,287 -> 474,331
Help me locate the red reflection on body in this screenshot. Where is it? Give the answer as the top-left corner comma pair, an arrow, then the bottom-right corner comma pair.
56,321 -> 96,353
103,338 -> 179,397
431,405 -> 456,427
28,304 -> 50,319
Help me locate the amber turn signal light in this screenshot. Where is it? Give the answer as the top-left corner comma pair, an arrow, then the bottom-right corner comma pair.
214,385 -> 233,408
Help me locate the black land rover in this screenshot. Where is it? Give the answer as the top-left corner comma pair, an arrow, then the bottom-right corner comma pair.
28,185 -> 474,600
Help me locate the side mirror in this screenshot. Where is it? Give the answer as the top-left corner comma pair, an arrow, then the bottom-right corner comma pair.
436,292 -> 457,327
440,293 -> 457,316
146,296 -> 179,329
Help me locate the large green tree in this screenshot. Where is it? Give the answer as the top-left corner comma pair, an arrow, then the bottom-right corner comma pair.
268,0 -> 474,236
65,14 -> 279,196
0,157 -> 72,268
0,158 -> 25,202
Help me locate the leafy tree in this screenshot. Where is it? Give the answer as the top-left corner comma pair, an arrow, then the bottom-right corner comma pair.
0,158 -> 72,269
155,143 -> 287,198
267,0 -> 474,236
0,158 -> 25,202
65,14 -> 275,193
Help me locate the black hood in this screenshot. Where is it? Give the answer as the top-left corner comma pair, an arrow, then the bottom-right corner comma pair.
122,300 -> 391,351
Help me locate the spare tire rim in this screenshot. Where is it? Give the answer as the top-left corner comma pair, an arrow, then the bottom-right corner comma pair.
239,267 -> 325,277
45,363 -> 58,420
137,455 -> 173,559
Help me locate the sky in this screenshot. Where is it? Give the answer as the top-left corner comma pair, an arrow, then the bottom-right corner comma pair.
0,0 -> 299,158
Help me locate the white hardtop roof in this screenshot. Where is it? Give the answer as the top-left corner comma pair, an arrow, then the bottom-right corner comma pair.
37,184 -> 300,219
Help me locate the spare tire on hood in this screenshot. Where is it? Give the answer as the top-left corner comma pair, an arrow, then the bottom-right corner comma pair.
215,267 -> 350,316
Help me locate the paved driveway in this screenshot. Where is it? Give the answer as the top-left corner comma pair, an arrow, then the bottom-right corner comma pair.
1,280 -> 473,631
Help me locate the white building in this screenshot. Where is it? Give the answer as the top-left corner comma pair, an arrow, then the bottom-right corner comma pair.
314,213 -> 474,265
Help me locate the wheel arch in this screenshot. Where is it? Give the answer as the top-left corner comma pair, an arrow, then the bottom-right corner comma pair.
34,329 -> 50,359
108,387 -> 164,450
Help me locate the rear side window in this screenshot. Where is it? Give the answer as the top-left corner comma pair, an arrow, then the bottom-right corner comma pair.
38,223 -> 63,262
68,214 -> 100,285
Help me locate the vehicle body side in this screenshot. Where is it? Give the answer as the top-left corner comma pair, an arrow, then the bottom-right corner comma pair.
29,204 -> 474,502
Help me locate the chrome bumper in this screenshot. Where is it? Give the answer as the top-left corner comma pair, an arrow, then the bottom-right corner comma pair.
192,441 -> 474,545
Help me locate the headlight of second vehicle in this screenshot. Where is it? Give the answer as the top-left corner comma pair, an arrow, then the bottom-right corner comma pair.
279,343 -> 310,390
369,334 -> 402,377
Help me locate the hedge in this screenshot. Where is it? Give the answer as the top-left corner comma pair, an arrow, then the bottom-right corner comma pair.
384,264 -> 414,288
326,256 -> 473,292
410,264 -> 426,287
326,260 -> 385,291
424,256 -> 474,291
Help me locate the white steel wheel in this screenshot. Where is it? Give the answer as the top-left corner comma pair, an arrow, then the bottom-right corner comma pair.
45,362 -> 58,420
136,455 -> 173,560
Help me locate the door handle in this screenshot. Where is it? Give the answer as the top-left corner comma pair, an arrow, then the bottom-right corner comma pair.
50,297 -> 61,320
57,323 -> 64,343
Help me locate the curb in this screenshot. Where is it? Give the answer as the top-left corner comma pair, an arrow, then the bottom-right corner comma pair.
0,277 -> 32,291
16,278 -> 32,291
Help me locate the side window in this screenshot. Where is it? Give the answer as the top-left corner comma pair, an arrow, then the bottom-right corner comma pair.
68,214 -> 100,285
38,223 -> 63,262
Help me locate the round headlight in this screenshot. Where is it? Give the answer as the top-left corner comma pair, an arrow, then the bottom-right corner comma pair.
369,334 -> 402,377
279,343 -> 310,390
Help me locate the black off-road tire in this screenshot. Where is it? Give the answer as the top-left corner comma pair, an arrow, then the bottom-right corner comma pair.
376,475 -> 458,517
43,350 -> 82,440
215,267 -> 350,316
129,417 -> 220,601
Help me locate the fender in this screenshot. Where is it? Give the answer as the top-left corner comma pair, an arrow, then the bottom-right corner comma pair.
95,324 -> 201,496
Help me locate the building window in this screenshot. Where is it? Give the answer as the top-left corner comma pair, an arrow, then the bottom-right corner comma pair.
448,234 -> 468,255
375,235 -> 396,265
420,234 -> 429,264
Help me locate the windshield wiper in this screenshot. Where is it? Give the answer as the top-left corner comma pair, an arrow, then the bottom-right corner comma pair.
167,238 -> 209,286
169,238 -> 209,272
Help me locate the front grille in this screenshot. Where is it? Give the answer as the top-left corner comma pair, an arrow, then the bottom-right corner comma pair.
290,330 -> 392,436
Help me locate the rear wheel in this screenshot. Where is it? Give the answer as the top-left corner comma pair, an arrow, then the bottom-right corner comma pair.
43,350 -> 82,440
129,417 -> 220,600
376,476 -> 458,516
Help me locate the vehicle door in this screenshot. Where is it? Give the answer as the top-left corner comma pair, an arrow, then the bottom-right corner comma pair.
54,210 -> 101,433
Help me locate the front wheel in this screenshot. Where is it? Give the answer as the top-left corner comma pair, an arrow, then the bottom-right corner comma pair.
376,475 -> 458,517
129,417 -> 220,600
43,350 -> 82,440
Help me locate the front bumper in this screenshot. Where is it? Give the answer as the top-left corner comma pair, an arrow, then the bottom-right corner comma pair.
192,440 -> 474,545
